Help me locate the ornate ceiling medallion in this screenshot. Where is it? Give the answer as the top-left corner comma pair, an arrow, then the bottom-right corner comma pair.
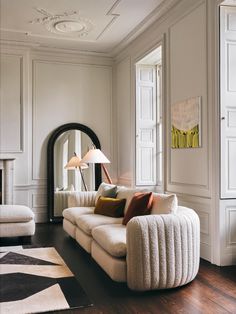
30,8 -> 93,38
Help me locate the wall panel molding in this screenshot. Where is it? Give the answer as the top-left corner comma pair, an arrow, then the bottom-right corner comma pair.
0,53 -> 24,153
32,193 -> 47,208
220,199 -> 236,265
31,58 -> 112,182
226,207 -> 236,246
177,194 -> 211,261
166,1 -> 210,198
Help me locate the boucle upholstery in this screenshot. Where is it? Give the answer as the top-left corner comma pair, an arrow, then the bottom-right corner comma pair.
75,228 -> 93,253
62,185 -> 200,291
126,206 -> 200,291
0,220 -> 35,237
63,218 -> 76,238
92,224 -> 126,257
0,205 -> 35,238
63,207 -> 94,224
76,214 -> 123,236
91,240 -> 127,282
0,205 -> 34,223
68,191 -> 96,208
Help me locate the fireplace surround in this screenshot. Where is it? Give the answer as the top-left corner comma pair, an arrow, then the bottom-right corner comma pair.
0,159 -> 15,205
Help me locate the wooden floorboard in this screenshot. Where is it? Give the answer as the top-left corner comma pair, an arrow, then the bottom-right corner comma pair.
1,223 -> 236,314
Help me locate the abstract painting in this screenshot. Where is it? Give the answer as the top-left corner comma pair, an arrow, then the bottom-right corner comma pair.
171,96 -> 201,149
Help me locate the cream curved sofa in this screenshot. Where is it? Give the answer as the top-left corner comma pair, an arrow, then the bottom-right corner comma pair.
62,189 -> 200,291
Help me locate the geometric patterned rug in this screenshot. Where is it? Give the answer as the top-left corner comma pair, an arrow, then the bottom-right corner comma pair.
0,246 -> 93,314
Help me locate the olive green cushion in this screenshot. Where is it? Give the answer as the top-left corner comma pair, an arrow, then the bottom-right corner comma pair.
94,197 -> 126,218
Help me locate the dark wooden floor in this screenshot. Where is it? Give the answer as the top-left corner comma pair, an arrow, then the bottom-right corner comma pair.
1,223 -> 236,314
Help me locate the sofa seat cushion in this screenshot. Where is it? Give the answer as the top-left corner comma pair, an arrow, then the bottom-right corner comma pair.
76,214 -> 123,236
92,224 -> 127,258
0,205 -> 34,223
62,207 -> 94,225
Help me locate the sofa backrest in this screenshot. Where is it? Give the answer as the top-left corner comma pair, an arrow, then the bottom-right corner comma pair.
95,183 -> 178,216
116,187 -> 148,214
68,191 -> 96,207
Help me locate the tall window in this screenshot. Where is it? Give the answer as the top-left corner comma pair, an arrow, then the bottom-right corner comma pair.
135,46 -> 162,187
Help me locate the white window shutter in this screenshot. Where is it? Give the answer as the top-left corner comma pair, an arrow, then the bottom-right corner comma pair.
220,6 -> 236,199
136,65 -> 157,186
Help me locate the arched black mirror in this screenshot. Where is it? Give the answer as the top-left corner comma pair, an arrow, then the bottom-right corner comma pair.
47,123 -> 101,222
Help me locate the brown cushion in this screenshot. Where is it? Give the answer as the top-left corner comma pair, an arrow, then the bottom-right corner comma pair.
122,192 -> 153,225
94,197 -> 126,218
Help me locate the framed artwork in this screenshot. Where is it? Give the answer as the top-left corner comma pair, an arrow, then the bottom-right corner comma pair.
171,96 -> 201,149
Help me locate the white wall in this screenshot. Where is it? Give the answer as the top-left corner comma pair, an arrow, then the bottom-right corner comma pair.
114,0 -> 215,263
0,46 -> 113,222
116,57 -> 132,186
1,0 -> 234,265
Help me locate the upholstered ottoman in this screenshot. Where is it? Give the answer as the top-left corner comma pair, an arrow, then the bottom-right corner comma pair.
0,205 -> 35,238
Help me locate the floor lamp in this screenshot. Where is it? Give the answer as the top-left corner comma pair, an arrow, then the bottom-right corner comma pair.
64,152 -> 88,191
81,148 -> 112,184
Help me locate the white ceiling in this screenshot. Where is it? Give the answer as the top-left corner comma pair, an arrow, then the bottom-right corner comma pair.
0,0 -> 166,55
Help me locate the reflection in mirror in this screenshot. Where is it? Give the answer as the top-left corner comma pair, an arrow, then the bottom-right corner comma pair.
53,130 -> 95,217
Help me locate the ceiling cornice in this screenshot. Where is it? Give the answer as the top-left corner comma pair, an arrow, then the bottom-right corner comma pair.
0,39 -> 112,59
0,0 -> 181,59
110,0 -> 180,57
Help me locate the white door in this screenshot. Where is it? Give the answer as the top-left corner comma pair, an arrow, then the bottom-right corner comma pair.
136,65 -> 157,186
220,6 -> 236,199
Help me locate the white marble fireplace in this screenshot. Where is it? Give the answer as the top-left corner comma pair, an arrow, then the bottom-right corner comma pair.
0,158 -> 15,205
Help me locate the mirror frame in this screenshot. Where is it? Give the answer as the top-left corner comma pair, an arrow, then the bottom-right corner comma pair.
47,123 -> 101,222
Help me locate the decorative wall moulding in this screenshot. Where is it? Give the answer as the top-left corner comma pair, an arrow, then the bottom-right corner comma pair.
30,8 -> 93,38
0,158 -> 15,205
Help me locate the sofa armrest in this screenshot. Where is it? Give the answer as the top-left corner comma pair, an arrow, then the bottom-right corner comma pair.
126,206 -> 200,291
68,191 -> 96,207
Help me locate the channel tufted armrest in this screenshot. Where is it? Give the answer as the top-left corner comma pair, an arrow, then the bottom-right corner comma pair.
126,206 -> 200,291
68,191 -> 97,207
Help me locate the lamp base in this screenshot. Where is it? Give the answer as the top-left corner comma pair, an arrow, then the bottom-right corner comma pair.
101,164 -> 112,184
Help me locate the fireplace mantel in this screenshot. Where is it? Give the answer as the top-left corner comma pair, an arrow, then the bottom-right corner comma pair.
0,158 -> 15,205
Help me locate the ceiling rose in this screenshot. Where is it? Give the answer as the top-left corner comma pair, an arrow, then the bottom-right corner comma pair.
54,21 -> 84,33
30,8 -> 93,38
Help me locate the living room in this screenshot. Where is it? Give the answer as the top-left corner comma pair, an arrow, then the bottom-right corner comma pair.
0,0 -> 236,313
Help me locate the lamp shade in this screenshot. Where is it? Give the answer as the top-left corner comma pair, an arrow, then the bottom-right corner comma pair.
64,155 -> 88,170
81,149 -> 110,164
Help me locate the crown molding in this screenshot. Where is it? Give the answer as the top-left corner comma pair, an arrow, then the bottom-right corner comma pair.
0,0 -> 181,59
110,0 -> 180,57
0,39 -> 113,59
